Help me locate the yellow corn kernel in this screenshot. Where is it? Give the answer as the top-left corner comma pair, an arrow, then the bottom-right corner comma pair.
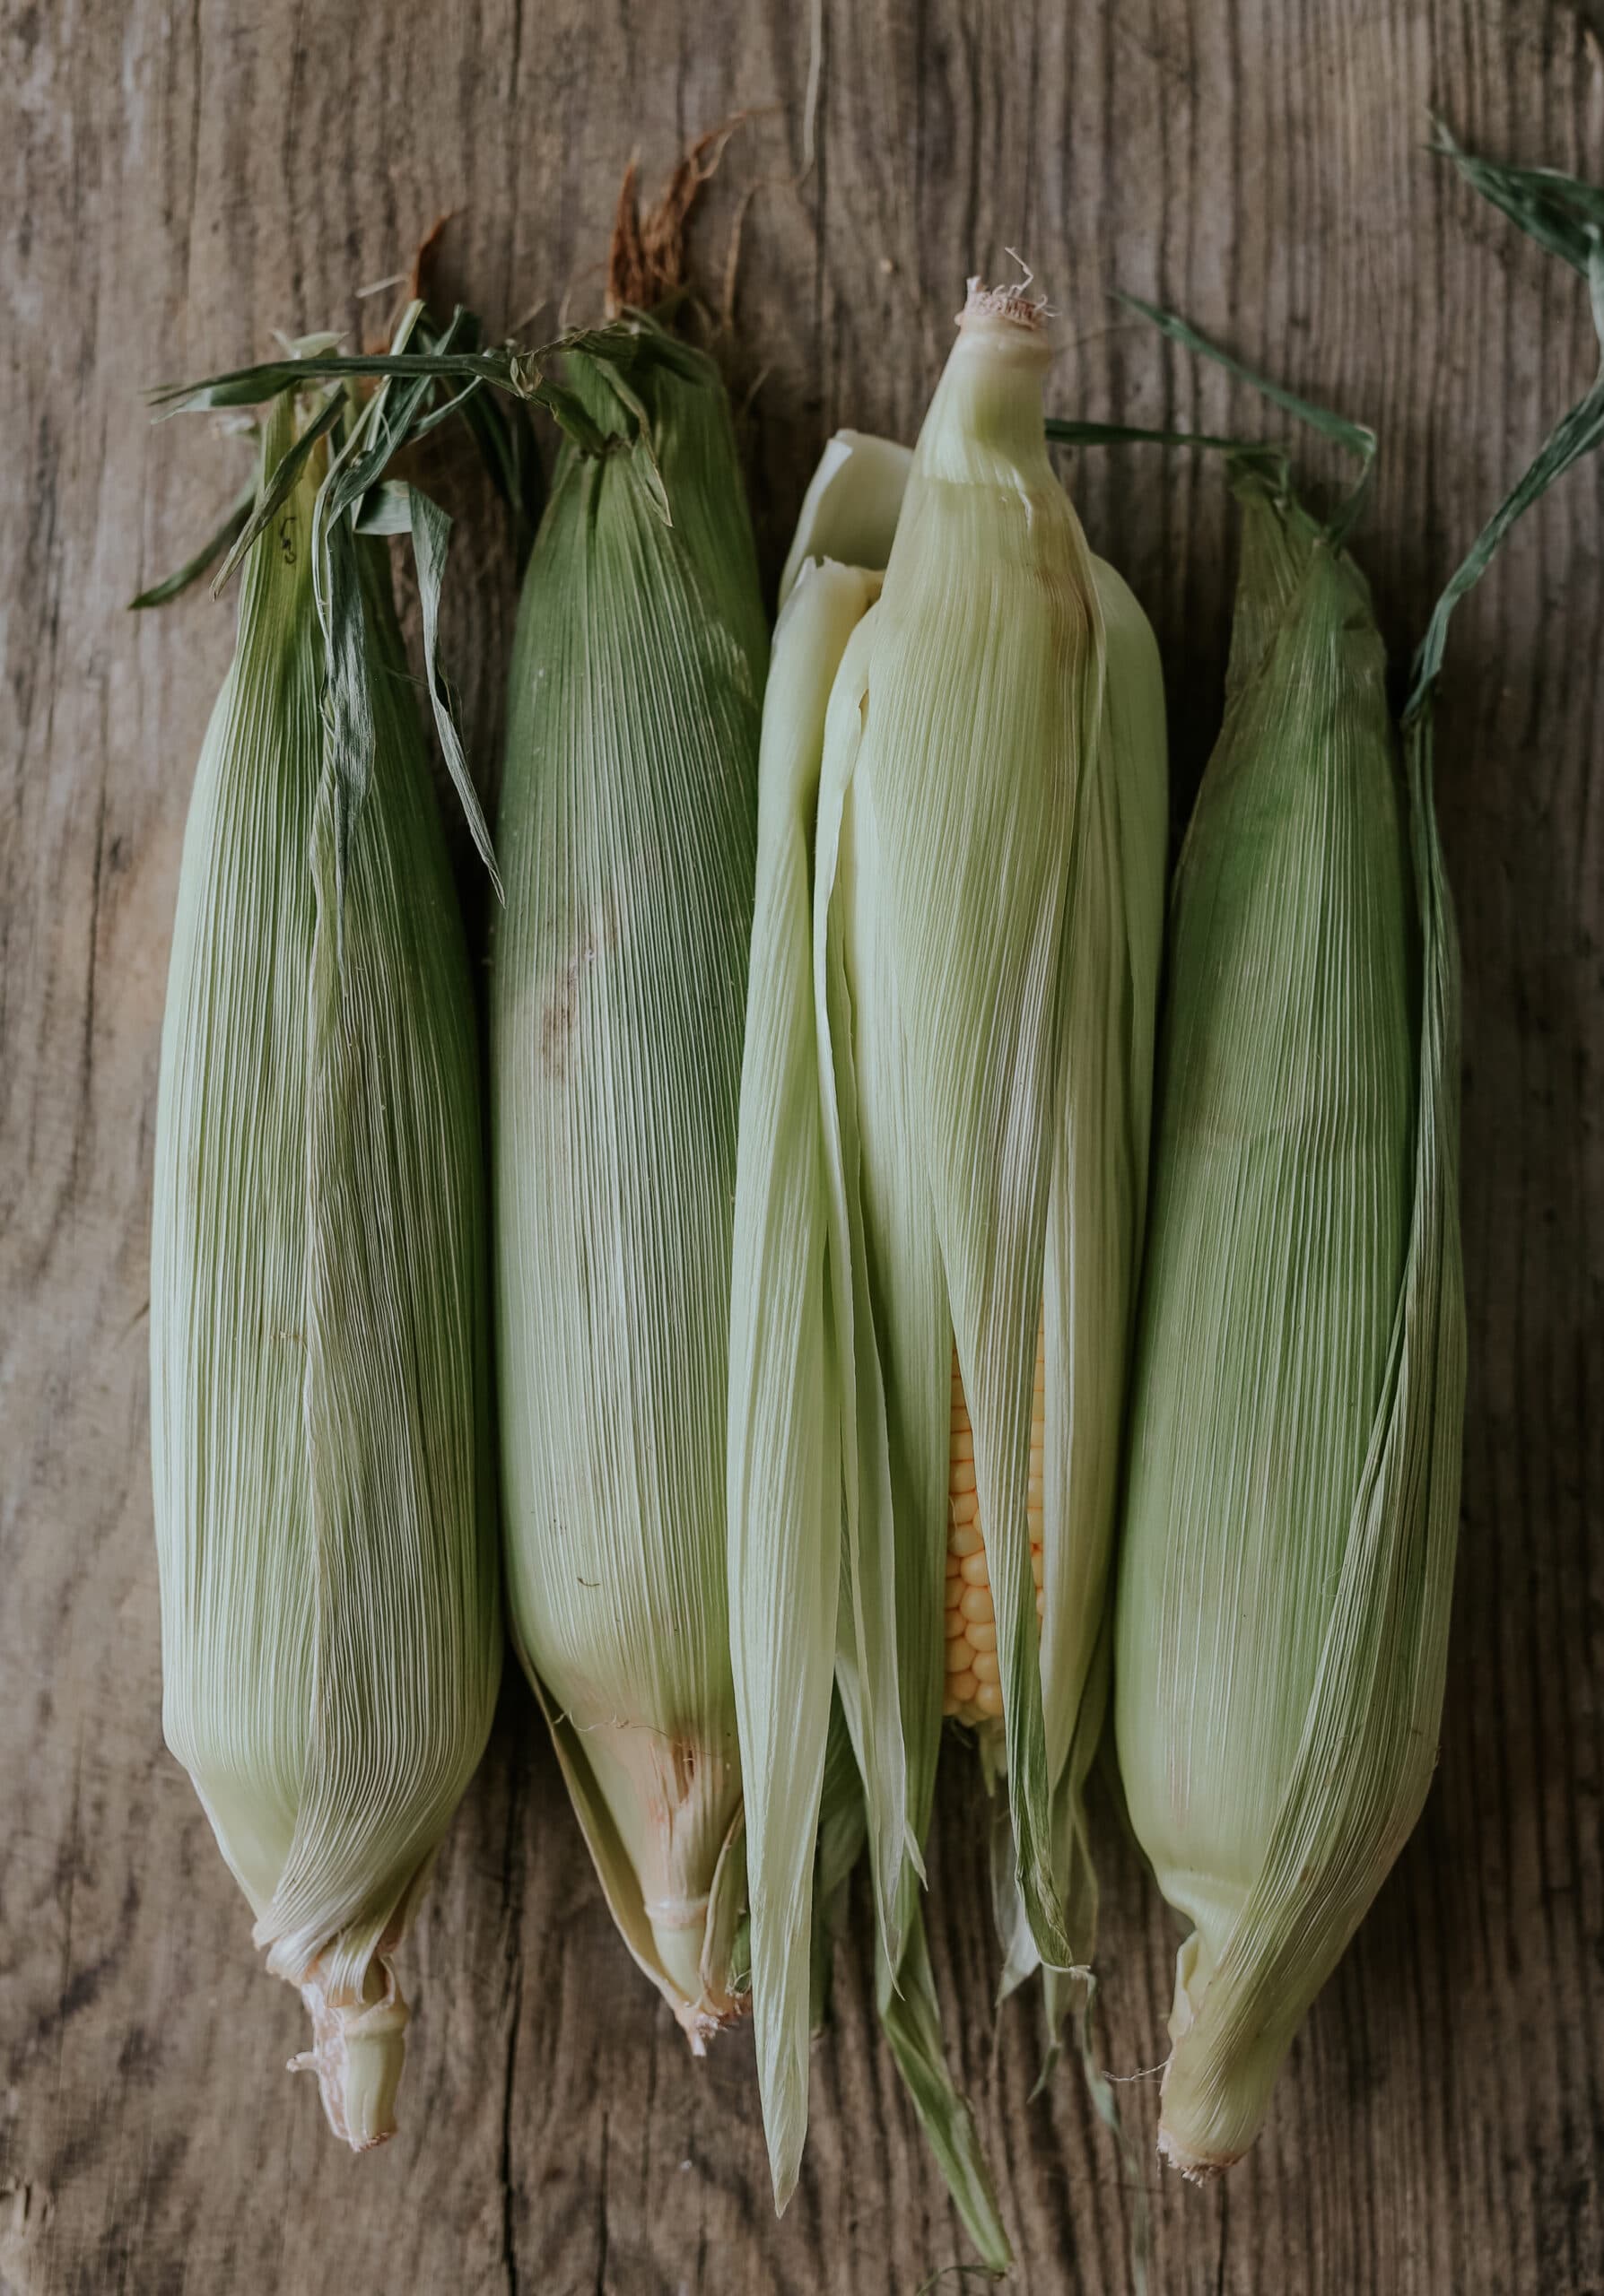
944,1317 -> 1046,1726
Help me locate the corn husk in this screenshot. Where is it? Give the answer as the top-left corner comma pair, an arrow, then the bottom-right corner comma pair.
150,386 -> 501,2149
728,284 -> 1167,2254
1113,153 -> 1604,2166
493,317 -> 766,2047
1113,468 -> 1444,2177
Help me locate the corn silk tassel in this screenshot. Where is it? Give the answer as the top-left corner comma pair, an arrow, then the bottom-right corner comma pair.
145,305 -> 511,2147
728,277 -> 1167,2264
1112,143 -> 1604,2178
493,315 -> 768,2048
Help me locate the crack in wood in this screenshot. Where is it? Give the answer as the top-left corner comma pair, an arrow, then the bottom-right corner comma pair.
498,1737 -> 527,2296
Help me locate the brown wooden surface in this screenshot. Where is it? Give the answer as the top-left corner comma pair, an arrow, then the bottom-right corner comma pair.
4,3 -> 1602,2291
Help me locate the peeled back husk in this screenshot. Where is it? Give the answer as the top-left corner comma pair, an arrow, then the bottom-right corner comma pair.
728,283 -> 1167,2257
151,395 -> 501,2150
786,409 -> 1167,1942
493,317 -> 766,2048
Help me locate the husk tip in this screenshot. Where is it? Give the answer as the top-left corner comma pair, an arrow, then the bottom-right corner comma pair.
290,1964 -> 410,2153
958,258 -> 1052,334
1156,2120 -> 1234,2184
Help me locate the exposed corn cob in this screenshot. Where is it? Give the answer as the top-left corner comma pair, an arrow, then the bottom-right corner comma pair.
149,370 -> 501,2150
494,317 -> 765,2046
944,1323 -> 1046,1725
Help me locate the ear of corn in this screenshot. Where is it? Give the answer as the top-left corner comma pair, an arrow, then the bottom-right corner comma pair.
730,544 -> 1011,2262
1112,149 -> 1604,2170
493,317 -> 765,2048
1114,473 -> 1436,2176
729,283 -> 1167,2252
151,387 -> 501,2150
816,286 -> 1099,1982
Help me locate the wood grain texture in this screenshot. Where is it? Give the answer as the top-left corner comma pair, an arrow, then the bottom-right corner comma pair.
3,2 -> 1601,2290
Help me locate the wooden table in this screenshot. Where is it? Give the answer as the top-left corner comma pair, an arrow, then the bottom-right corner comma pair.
4,4 -> 1600,2290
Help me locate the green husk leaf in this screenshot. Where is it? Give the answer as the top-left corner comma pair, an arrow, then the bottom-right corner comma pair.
214,392 -> 346,595
1047,294 -> 1374,542
527,1666 -> 700,2023
144,300 -> 505,906
810,597 -> 916,1962
406,483 -> 501,892
1430,117 -> 1604,276
728,556 -> 892,2201
1407,238 -> 1604,717
807,1694 -> 867,2036
149,338 -> 513,414
876,1890 -> 1012,2276
1116,291 -> 1375,537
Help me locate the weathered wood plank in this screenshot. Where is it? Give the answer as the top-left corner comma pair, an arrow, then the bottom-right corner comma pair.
3,2 -> 1601,2291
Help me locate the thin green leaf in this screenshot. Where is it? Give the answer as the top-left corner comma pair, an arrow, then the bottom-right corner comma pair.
1431,117 -> 1604,276
214,392 -> 345,594
1113,291 -> 1376,540
321,301 -> 432,532
129,472 -> 257,609
408,372 -> 487,440
1116,292 -> 1376,468
454,376 -> 545,561
313,512 -> 377,933
1408,201 -> 1604,719
150,345 -> 516,416
876,1899 -> 1013,2276
407,484 -> 501,892
1046,417 -> 1285,465
807,1695 -> 867,2036
810,608 -> 914,1976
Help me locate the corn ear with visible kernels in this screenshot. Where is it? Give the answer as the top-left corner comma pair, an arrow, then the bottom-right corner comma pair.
493,317 -> 766,2048
150,382 -> 501,2151
791,415 -> 1170,2005
728,284 -> 1167,2257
